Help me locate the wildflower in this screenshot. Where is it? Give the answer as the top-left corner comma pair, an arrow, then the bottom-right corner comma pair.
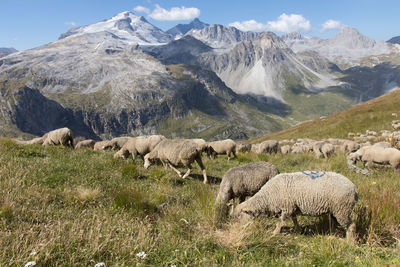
372,181 -> 377,185
24,261 -> 36,267
136,251 -> 147,259
175,249 -> 179,252
170,265 -> 177,267
29,251 -> 37,257
94,262 -> 106,267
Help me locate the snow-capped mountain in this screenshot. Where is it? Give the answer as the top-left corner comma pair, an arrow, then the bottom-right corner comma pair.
167,18 -> 209,39
59,11 -> 172,45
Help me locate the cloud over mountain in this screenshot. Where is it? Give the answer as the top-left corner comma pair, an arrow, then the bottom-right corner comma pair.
321,19 -> 344,32
229,13 -> 311,33
148,5 -> 200,21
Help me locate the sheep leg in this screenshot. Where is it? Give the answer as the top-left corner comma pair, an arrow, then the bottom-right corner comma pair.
195,155 -> 208,184
182,164 -> 192,179
232,150 -> 237,159
273,212 -> 288,235
291,215 -> 301,233
227,150 -> 231,161
334,213 -> 356,242
167,163 -> 183,178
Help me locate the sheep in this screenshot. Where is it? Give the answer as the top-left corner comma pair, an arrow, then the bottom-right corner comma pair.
42,127 -> 74,147
233,171 -> 358,241
312,141 -> 326,158
348,145 -> 400,171
143,139 -> 208,184
206,139 -> 237,160
114,135 -> 166,161
236,142 -> 252,153
341,140 -> 360,154
257,140 -> 279,154
214,162 -> 279,225
280,145 -> 291,155
348,132 -> 355,138
109,137 -> 131,150
75,139 -> 96,149
93,140 -> 113,152
366,130 -> 377,137
321,143 -> 335,158
191,138 -> 208,152
13,137 -> 44,145
392,120 -> 400,130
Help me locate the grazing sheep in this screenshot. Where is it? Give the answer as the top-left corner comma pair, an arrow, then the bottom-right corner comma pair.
348,132 -> 355,138
13,137 -> 44,145
366,130 -> 377,137
392,113 -> 398,118
234,171 -> 358,241
42,128 -> 74,147
214,162 -> 279,224
191,138 -> 208,152
348,145 -> 400,171
109,137 -> 131,150
94,140 -> 113,152
312,141 -> 326,158
207,139 -> 237,160
236,142 -> 252,153
321,143 -> 335,158
341,140 -> 360,154
143,139 -> 207,184
75,139 -> 96,149
114,135 -> 166,161
392,120 -> 400,130
257,140 -> 279,154
280,145 -> 291,155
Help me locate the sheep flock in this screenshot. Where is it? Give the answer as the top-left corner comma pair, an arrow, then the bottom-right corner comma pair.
10,119 -> 400,242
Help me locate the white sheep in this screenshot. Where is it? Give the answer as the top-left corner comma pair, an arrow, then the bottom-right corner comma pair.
280,145 -> 291,155
109,137 -> 131,150
207,139 -> 237,160
236,142 -> 252,153
348,145 -> 400,171
42,128 -> 74,147
13,137 -> 44,145
214,162 -> 279,224
234,171 -> 358,241
114,135 -> 165,161
93,140 -> 113,152
143,139 -> 208,183
75,139 -> 96,149
255,140 -> 279,154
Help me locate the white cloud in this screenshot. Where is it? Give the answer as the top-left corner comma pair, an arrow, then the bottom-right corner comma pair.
133,5 -> 150,14
266,13 -> 311,33
148,5 -> 200,21
64,21 -> 77,27
228,20 -> 268,32
321,19 -> 344,32
229,13 -> 311,33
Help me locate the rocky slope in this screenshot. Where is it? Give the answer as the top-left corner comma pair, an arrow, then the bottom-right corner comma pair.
0,47 -> 18,58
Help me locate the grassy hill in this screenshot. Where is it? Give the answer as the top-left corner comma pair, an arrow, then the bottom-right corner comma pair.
252,88 -> 400,143
1,139 -> 400,265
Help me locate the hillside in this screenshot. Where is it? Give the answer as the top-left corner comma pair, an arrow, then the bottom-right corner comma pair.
252,88 -> 400,143
1,138 -> 399,265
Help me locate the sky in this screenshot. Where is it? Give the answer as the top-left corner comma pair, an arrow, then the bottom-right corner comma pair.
1,0 -> 399,51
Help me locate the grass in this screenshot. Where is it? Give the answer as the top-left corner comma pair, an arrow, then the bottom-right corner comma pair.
253,88 -> 400,143
1,138 -> 400,266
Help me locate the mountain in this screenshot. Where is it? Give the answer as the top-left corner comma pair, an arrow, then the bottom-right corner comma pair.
0,30 -> 285,140
387,36 -> 400,44
0,47 -> 18,58
283,27 -> 391,66
167,18 -> 209,39
186,24 -> 258,49
59,11 -> 172,45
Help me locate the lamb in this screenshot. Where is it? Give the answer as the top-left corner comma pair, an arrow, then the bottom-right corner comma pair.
42,128 -> 74,147
207,139 -> 237,160
75,139 -> 96,149
233,171 -> 358,241
114,135 -> 165,161
348,145 -> 400,171
143,139 -> 208,184
214,162 -> 279,225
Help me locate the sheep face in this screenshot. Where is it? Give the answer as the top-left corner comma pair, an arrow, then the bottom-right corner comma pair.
143,154 -> 152,169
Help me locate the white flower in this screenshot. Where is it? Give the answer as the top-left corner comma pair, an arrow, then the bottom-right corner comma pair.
29,251 -> 38,257
170,265 -> 177,267
174,249 -> 179,252
25,261 -> 36,267
136,251 -> 147,259
372,181 -> 377,185
94,262 -> 106,267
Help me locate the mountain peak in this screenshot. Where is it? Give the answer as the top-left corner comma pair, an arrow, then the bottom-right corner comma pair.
58,11 -> 172,45
167,18 -> 209,38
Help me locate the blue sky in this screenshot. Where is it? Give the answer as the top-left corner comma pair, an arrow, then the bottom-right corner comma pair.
1,0 -> 399,51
